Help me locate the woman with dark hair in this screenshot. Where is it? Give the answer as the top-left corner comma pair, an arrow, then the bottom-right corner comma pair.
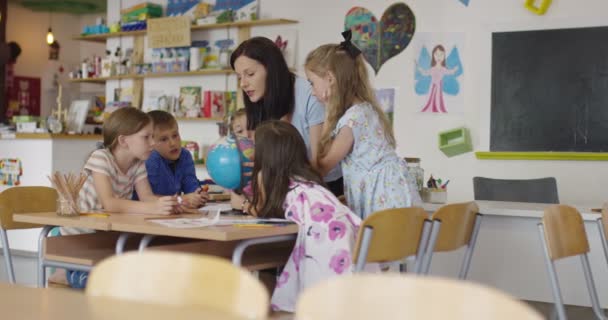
230,37 -> 343,197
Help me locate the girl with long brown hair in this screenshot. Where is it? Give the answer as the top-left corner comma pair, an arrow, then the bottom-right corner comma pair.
234,120 -> 362,312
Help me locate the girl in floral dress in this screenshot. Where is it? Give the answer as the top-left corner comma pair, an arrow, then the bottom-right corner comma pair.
238,120 -> 362,312
305,31 -> 421,219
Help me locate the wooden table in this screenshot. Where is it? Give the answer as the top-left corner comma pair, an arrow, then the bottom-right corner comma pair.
420,200 -> 607,307
0,282 -> 248,320
14,211 -> 298,287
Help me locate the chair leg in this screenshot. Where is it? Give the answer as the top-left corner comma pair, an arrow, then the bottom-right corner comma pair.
37,225 -> 55,288
0,227 -> 15,284
580,254 -> 607,320
420,220 -> 442,275
459,214 -> 483,280
354,227 -> 373,273
596,219 -> 608,268
414,220 -> 432,274
538,223 -> 567,320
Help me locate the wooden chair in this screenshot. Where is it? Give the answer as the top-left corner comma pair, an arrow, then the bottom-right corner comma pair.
294,274 -> 543,320
420,202 -> 482,279
353,207 -> 430,273
86,251 -> 269,320
473,177 -> 559,203
595,203 -> 608,268
0,186 -> 57,283
538,205 -> 606,320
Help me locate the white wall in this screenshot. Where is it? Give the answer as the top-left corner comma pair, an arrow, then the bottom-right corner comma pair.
103,0 -> 608,205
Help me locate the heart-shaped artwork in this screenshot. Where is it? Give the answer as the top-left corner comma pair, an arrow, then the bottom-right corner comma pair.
345,2 -> 416,74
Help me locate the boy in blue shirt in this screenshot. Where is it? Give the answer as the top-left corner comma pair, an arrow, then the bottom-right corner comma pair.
145,110 -> 208,208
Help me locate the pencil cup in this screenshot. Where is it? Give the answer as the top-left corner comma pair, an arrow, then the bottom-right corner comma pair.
421,188 -> 447,204
56,196 -> 80,217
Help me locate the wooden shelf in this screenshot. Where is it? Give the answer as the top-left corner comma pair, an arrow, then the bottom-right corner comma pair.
175,117 -> 224,122
72,18 -> 298,42
69,69 -> 234,83
15,133 -> 102,140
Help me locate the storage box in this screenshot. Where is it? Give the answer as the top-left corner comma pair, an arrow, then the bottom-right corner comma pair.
421,188 -> 447,204
438,127 -> 473,157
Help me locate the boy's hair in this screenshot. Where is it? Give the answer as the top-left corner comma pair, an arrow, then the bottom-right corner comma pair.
305,44 -> 395,159
148,110 -> 178,132
103,107 -> 151,150
251,120 -> 324,219
230,37 -> 295,131
229,108 -> 247,132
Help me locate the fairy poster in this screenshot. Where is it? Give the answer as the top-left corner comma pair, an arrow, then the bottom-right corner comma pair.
413,33 -> 464,114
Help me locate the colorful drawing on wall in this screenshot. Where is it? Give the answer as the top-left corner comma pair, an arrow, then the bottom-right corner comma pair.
6,76 -> 41,118
413,33 -> 464,114
459,0 -> 470,6
214,0 -> 258,21
344,2 -> 416,75
375,88 -> 395,124
0,158 -> 22,186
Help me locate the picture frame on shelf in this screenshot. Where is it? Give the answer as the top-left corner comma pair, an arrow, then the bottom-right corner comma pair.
66,100 -> 91,133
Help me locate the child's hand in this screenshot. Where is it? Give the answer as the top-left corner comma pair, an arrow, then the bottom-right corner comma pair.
181,190 -> 208,208
242,161 -> 254,177
155,196 -> 178,215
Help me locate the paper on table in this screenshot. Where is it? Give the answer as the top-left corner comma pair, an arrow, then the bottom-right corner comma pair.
199,203 -> 233,212
150,209 -> 222,229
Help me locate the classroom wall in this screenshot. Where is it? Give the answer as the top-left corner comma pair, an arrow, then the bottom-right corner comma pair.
6,3 -> 104,117
105,0 -> 608,206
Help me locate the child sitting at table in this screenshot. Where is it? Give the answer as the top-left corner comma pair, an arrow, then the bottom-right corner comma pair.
141,110 -> 208,209
231,120 -> 363,312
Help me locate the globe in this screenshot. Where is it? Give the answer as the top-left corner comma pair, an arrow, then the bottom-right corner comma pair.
206,135 -> 254,190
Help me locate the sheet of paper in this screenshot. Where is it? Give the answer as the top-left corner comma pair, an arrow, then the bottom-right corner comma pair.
150,208 -> 222,228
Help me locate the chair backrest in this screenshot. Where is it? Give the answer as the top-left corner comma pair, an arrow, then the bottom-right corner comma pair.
542,205 -> 589,261
0,186 -> 57,230
430,202 -> 479,252
295,274 -> 543,320
353,207 -> 427,263
86,252 -> 269,319
473,177 -> 559,203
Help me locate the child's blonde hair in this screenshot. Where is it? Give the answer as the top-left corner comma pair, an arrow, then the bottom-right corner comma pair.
305,44 -> 395,158
103,107 -> 151,150
229,108 -> 247,135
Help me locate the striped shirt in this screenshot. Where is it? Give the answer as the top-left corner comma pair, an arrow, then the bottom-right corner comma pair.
62,149 -> 147,235
78,148 -> 147,213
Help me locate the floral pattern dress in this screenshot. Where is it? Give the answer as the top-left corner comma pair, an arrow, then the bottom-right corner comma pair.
334,102 -> 421,219
271,180 -> 362,312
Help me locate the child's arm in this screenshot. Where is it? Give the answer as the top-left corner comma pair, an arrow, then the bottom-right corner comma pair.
93,172 -> 176,215
308,123 -> 322,168
317,127 -> 354,176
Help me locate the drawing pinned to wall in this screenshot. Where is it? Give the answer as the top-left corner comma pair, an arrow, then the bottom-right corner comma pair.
344,2 -> 416,74
375,88 -> 395,124
0,158 -> 23,186
459,0 -> 470,6
413,33 -> 464,114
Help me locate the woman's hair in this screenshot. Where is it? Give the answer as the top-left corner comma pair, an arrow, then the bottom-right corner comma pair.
431,45 -> 446,67
103,107 -> 151,150
305,44 -> 395,158
230,37 -> 295,131
251,120 -> 324,218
